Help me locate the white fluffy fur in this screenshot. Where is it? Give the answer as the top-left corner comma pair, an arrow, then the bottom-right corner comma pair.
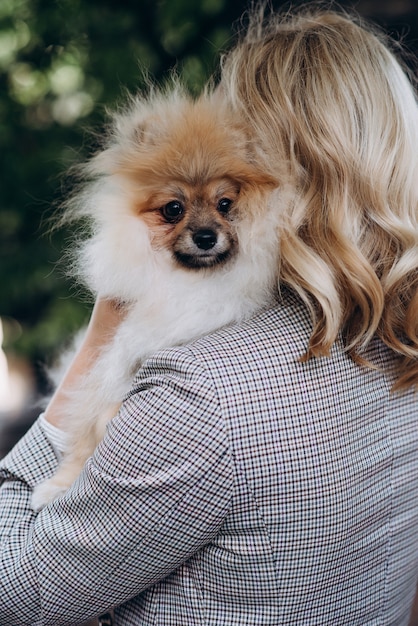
31,91 -> 282,510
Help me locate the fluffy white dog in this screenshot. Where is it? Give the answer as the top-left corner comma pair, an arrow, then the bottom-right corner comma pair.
31,87 -> 281,510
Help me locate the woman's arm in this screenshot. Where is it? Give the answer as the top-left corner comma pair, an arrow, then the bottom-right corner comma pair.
0,298 -> 127,534
0,341 -> 232,625
44,298 -> 127,428
0,298 -> 128,613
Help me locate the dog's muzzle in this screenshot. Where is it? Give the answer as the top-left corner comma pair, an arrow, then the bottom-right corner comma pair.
174,226 -> 235,269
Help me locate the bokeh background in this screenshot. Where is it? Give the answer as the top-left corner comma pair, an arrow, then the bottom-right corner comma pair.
1,0 -> 418,456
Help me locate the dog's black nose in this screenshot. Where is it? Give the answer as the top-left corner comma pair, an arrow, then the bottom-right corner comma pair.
193,229 -> 217,250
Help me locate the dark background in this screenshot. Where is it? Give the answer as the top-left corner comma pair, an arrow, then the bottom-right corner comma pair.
1,0 -> 418,454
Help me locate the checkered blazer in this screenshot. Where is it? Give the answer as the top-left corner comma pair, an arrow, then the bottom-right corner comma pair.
1,288 -> 418,625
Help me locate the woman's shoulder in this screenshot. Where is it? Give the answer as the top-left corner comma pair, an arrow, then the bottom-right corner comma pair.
186,287 -> 313,364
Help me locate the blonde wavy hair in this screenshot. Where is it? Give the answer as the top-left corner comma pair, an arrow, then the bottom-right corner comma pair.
221,4 -> 418,389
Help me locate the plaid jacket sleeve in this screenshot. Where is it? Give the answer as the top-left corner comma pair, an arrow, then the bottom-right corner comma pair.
0,418 -> 60,539
0,347 -> 233,625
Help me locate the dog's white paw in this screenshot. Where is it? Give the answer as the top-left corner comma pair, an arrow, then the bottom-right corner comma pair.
31,479 -> 68,512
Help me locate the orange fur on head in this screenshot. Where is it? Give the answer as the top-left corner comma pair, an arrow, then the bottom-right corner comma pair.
93,94 -> 278,269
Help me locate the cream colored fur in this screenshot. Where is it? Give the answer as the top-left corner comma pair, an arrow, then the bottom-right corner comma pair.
31,90 -> 282,510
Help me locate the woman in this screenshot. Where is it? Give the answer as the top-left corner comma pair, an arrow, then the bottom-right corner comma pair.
1,6 -> 418,625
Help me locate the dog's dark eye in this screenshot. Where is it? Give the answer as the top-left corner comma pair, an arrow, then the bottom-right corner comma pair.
161,201 -> 184,222
217,198 -> 232,214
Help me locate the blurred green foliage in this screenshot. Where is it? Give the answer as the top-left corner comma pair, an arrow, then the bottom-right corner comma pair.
0,0 -> 417,389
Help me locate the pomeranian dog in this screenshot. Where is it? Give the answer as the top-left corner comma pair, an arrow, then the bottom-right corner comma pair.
31,85 -> 281,510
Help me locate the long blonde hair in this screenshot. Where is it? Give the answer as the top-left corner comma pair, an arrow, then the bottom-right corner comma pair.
221,4 -> 418,389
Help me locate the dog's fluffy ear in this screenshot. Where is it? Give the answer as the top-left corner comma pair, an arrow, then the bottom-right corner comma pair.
131,116 -> 164,148
116,89 -> 188,150
238,166 -> 278,191
132,122 -> 147,146
87,111 -> 160,178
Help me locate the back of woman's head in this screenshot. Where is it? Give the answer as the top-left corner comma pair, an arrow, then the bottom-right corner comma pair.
221,4 -> 418,389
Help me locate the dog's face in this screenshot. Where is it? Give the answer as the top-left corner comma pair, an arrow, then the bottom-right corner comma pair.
95,95 -> 277,271
135,176 -> 242,269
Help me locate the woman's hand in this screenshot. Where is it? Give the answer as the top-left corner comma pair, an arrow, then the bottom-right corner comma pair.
43,299 -> 128,428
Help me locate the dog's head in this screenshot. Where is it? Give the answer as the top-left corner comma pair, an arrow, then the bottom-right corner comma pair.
90,92 -> 278,271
